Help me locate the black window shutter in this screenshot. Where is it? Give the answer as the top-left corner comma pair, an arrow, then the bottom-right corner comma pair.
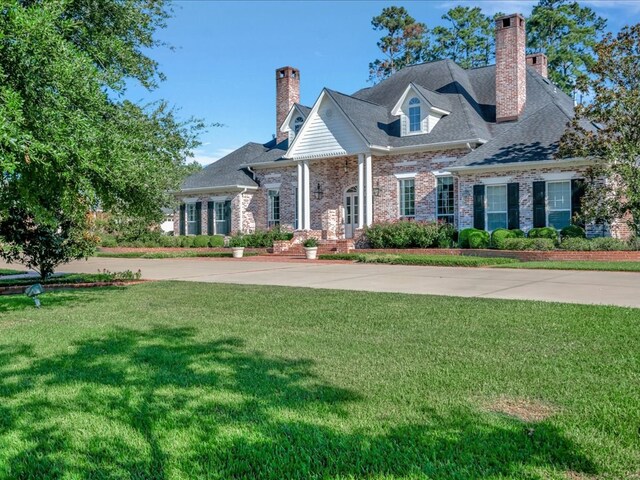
207,201 -> 214,235
533,181 -> 546,228
179,204 -> 185,236
473,185 -> 485,230
507,183 -> 520,230
571,179 -> 586,227
224,200 -> 232,235
195,201 -> 202,235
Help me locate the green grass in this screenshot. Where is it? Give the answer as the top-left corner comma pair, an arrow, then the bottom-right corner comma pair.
96,250 -> 259,259
0,273 -> 139,287
0,282 -> 638,479
319,252 -> 517,267
498,260 -> 640,271
0,269 -> 24,276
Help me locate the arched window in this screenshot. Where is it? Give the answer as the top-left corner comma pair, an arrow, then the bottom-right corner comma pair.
408,97 -> 421,132
294,116 -> 304,134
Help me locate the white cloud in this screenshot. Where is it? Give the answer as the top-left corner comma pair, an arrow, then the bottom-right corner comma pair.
190,147 -> 236,166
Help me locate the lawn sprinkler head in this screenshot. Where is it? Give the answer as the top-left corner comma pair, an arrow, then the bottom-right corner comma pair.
25,283 -> 44,308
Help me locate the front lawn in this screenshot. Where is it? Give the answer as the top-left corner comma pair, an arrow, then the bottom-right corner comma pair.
318,252 -> 517,267
497,260 -> 640,272
0,268 -> 25,276
0,283 -> 638,479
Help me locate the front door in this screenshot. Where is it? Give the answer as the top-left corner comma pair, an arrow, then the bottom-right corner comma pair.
344,186 -> 359,238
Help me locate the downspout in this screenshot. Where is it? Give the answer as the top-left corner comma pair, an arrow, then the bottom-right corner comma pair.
246,166 -> 257,182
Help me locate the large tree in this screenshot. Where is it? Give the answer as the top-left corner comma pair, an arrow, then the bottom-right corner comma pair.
527,0 -> 607,96
368,6 -> 426,82
559,24 -> 640,237
427,6 -> 495,69
0,0 -> 203,276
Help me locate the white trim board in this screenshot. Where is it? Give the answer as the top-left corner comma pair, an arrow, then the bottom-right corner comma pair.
394,172 -> 418,179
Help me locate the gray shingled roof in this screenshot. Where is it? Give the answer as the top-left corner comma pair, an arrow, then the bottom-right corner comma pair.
181,142 -> 263,189
182,59 -> 577,189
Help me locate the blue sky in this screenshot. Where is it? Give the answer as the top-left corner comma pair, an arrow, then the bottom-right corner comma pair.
124,0 -> 638,166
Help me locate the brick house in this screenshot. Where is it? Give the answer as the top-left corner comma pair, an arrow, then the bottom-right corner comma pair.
175,13 -> 619,241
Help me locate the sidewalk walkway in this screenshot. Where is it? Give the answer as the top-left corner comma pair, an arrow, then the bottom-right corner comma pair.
2,256 -> 638,308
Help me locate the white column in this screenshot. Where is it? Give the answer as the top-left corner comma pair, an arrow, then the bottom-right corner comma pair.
365,153 -> 373,226
303,160 -> 311,230
296,162 -> 303,230
357,154 -> 364,229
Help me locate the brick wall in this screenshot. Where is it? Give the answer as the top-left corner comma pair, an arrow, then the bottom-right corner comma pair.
526,53 -> 548,78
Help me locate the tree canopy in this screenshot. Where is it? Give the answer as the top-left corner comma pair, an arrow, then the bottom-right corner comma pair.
368,0 -> 607,94
0,0 -> 204,275
559,24 -> 640,236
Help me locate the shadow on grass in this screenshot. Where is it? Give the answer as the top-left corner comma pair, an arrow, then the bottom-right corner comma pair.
0,288 -> 122,313
0,327 -> 597,479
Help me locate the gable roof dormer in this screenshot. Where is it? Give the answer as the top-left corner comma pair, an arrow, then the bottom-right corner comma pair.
278,103 -> 312,146
391,83 -> 451,137
284,89 -> 368,160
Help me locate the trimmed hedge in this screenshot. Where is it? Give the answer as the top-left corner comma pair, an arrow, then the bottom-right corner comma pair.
502,238 -> 555,251
559,237 -> 631,251
468,230 -> 490,249
560,225 -> 586,239
527,227 -> 558,241
102,234 -> 226,248
364,221 -> 455,249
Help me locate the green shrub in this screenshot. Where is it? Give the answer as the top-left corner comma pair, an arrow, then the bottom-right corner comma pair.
468,230 -> 490,249
180,236 -> 194,248
100,235 -> 118,248
458,228 -> 481,248
561,225 -> 586,239
192,235 -> 210,248
528,227 -> 558,241
241,227 -> 293,248
208,235 -> 225,247
436,222 -> 456,248
158,235 -> 179,247
502,238 -> 555,251
491,228 -> 515,249
589,237 -> 630,251
364,221 -> 444,249
511,229 -> 525,238
303,238 -> 318,248
559,237 -> 592,251
229,235 -> 246,248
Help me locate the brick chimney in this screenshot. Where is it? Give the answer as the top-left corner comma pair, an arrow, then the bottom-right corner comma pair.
526,53 -> 548,78
275,66 -> 300,144
495,13 -> 526,123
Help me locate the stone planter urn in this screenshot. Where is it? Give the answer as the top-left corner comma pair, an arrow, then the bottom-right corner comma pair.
232,247 -> 245,258
304,246 -> 318,260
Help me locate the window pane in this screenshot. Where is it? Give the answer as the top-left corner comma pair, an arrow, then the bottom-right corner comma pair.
409,106 -> 421,132
437,177 -> 455,217
487,213 -> 507,231
547,181 -> 570,210
486,185 -> 507,212
268,190 -> 280,227
548,210 -> 571,229
400,179 -> 415,217
215,202 -> 225,220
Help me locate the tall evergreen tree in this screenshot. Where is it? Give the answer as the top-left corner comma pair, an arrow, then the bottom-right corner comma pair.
427,6 -> 495,69
527,0 -> 607,95
368,6 -> 426,82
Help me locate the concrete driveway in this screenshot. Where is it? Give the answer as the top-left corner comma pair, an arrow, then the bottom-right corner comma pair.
4,256 -> 639,308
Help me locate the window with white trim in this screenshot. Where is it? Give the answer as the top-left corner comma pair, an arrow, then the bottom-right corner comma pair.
437,177 -> 455,224
399,179 -> 415,218
268,190 -> 280,227
186,203 -> 198,235
294,116 -> 304,134
547,180 -> 571,229
408,97 -> 421,132
486,184 -> 507,231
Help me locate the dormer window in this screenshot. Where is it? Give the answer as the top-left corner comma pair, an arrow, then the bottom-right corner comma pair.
408,97 -> 421,132
294,116 -> 304,134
